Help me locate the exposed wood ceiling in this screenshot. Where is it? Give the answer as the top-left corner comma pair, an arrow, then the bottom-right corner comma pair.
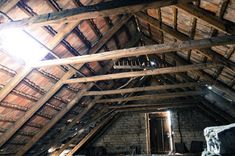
0,0 -> 234,155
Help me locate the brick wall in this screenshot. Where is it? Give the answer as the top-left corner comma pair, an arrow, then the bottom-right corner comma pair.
92,108 -> 216,154
170,109 -> 217,150
93,112 -> 147,154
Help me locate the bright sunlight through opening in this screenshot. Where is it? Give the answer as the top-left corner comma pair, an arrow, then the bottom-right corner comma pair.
0,29 -> 49,65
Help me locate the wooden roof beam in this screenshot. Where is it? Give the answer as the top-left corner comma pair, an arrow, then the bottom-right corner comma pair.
64,63 -> 220,83
135,12 -> 235,70
115,103 -> 196,112
0,0 -> 20,13
15,18 -> 135,155
0,20 -> 85,148
0,0 -> 193,30
31,35 -> 235,68
176,3 -> 235,34
83,82 -> 209,96
66,113 -> 119,156
95,90 -> 204,104
110,100 -> 197,109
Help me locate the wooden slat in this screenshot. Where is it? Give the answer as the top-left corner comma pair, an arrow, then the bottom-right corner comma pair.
31,35 -> 235,67
15,16 -> 131,156
0,0 -> 20,13
0,21 -> 80,104
110,100 -> 197,109
116,103 -> 196,112
0,0 -> 193,30
53,110 -> 115,155
83,82 -> 209,96
64,63 -> 221,83
135,12 -> 235,70
44,32 -> 141,150
176,3 -> 235,34
0,21 -> 83,148
95,90 -> 204,104
67,113 -> 119,156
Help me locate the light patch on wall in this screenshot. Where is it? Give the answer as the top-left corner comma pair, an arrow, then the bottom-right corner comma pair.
0,29 -> 49,65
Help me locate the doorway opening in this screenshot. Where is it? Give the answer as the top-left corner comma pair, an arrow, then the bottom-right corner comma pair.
146,111 -> 173,154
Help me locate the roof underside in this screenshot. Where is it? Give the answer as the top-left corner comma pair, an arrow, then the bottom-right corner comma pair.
0,0 -> 234,155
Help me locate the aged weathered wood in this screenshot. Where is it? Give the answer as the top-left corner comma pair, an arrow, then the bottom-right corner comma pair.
31,35 -> 235,68
176,3 -> 235,34
44,32 -> 141,150
117,103 -> 197,113
135,12 -> 235,70
66,113 -> 119,156
83,82 -> 208,96
95,90 -> 204,104
0,0 -> 20,13
110,100 -> 197,109
0,0 -> 194,30
64,63 -> 221,83
0,21 -> 84,148
15,18 -> 133,156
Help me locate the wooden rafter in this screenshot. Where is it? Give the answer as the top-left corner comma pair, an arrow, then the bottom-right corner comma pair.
52,110 -> 116,155
95,90 -> 204,104
140,19 -> 235,98
15,17 -> 132,156
0,0 -> 20,13
34,32 -> 142,153
64,63 -> 220,83
31,35 -> 235,68
135,12 -> 235,70
66,113 -> 119,156
111,100 -> 197,109
83,82 -> 209,96
0,0 -> 193,30
176,3 -> 235,34
0,21 -> 83,148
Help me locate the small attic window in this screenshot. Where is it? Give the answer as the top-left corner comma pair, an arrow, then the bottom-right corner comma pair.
0,29 -> 49,65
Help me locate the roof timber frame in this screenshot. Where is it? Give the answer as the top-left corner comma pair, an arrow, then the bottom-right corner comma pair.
94,90 -> 204,104
15,23 -> 141,156
0,0 -> 193,30
136,13 -> 235,98
64,63 -> 220,83
83,82 -> 209,96
0,15 -> 131,149
176,3 -> 235,34
135,12 -> 235,70
22,32 -> 142,155
0,0 -> 233,154
0,0 -> 20,13
30,35 -> 235,68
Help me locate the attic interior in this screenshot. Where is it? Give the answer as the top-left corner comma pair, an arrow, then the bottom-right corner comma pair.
0,0 -> 235,156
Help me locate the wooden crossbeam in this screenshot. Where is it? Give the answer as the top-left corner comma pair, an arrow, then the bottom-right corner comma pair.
83,82 -> 208,96
176,3 -> 235,34
110,100 -> 197,109
15,17 -> 132,156
95,90 -> 204,104
115,103 -> 196,112
0,0 -> 193,30
64,63 -> 221,83
135,12 -> 235,70
31,35 -> 235,68
44,33 -> 142,150
0,22 -> 83,148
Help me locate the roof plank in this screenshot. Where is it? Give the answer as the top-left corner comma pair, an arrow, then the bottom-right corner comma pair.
31,35 -> 235,68
15,15 -> 131,156
0,0 -> 193,30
